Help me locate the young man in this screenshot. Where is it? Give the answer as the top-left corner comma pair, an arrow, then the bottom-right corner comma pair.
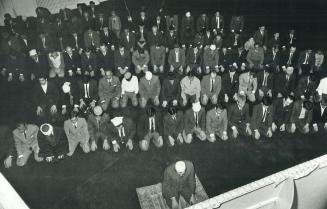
251,97 -> 274,140
162,160 -> 196,209
132,48 -> 150,74
120,72 -> 139,107
108,116 -> 136,152
163,107 -> 184,147
288,100 -> 313,134
183,101 -> 206,143
64,111 -> 90,156
87,106 -> 110,151
12,121 -> 43,166
201,70 -> 221,105
180,70 -> 201,106
206,101 -> 228,142
138,107 -> 163,151
161,72 -> 181,108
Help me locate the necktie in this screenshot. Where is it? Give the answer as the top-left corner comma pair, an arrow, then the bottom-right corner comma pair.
24,131 -> 27,139
127,34 -> 129,42
176,52 -> 179,62
85,84 -> 90,98
74,123 -> 77,128
304,54 -> 309,64
42,37 -> 46,48
75,37 -> 79,49
172,115 -> 176,120
287,53 -> 293,65
290,34 -> 293,44
195,112 -> 198,127
262,108 -> 267,122
150,118 -> 155,132
194,52 -> 197,63
230,73 -> 233,83
210,78 -> 214,92
96,118 -> 100,130
263,74 -> 267,86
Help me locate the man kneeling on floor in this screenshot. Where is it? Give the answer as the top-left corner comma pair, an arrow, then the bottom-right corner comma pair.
12,121 -> 44,166
38,123 -> 66,163
162,160 -> 196,209
108,116 -> 136,152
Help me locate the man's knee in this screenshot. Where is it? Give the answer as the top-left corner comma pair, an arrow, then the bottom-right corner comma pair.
139,140 -> 149,151
201,95 -> 208,105
184,134 -> 193,144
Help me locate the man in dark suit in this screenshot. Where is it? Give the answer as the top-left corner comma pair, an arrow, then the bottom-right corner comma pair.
161,72 -> 181,108
163,107 -> 184,146
83,28 -> 100,51
164,26 -> 179,52
312,96 -> 327,132
33,74 -> 59,123
273,66 -> 296,99
297,49 -> 315,75
256,65 -> 274,100
211,11 -> 224,35
251,97 -> 273,140
108,116 -> 136,152
63,46 -> 81,75
162,160 -> 196,209
230,15 -> 244,33
282,29 -> 297,49
81,48 -> 98,77
280,45 -> 298,69
152,15 -> 166,34
183,101 -> 206,143
294,73 -> 317,100
81,12 -> 94,32
100,26 -> 117,50
97,44 -> 115,75
64,32 -> 85,53
272,95 -> 294,132
87,106 -> 110,152
147,25 -> 164,47
180,12 -> 195,47
263,45 -> 281,73
36,32 -> 53,55
253,26 -> 268,47
196,13 -> 209,33
94,13 -> 108,32
138,107 -> 163,151
186,45 -> 202,75
206,101 -> 228,142
221,64 -> 239,103
38,123 -> 67,163
114,45 -> 131,77
227,93 -> 251,138
76,74 -> 98,112
150,44 -> 166,73
120,28 -> 136,52
288,100 -> 313,134
227,32 -> 243,49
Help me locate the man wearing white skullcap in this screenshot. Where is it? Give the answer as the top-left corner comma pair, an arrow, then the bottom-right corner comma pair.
162,160 -> 196,209
38,123 -> 67,163
138,71 -> 161,108
107,116 -> 136,152
183,101 -> 206,143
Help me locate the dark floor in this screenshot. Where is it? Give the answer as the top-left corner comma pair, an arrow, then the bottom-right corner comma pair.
1,123 -> 327,209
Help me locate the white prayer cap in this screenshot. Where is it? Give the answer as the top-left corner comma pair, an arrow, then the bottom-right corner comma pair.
40,123 -> 53,136
185,11 -> 191,17
210,44 -> 216,51
93,106 -> 103,116
145,71 -> 152,81
62,82 -> 71,93
29,49 -> 37,56
175,161 -> 186,173
111,117 -> 123,126
192,101 -> 201,112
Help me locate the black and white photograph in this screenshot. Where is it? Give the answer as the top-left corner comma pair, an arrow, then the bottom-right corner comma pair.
0,0 -> 327,208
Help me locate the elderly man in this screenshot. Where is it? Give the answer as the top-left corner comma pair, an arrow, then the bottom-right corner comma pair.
203,44 -> 219,74
180,70 -> 201,106
132,48 -> 150,74
139,71 -> 161,108
183,101 -> 206,143
121,72 -> 139,107
108,116 -> 136,152
38,123 -> 66,163
206,101 -> 228,142
138,107 -> 163,151
201,70 -> 221,105
64,111 -> 90,156
87,106 -> 110,151
163,107 -> 184,147
28,49 -> 49,80
12,121 -> 43,166
98,70 -> 121,110
162,160 -> 196,209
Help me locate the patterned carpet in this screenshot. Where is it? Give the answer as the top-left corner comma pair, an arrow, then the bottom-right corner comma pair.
136,175 -> 208,209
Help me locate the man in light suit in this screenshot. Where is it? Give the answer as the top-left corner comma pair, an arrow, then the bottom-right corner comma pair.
163,107 -> 184,147
288,99 -> 313,134
98,70 -> 121,110
201,70 -> 221,105
251,97 -> 273,140
180,70 -> 201,106
108,116 -> 136,152
206,101 -> 228,142
183,101 -> 206,143
64,111 -> 90,156
138,107 -> 163,151
87,106 -> 110,152
12,121 -> 43,166
238,69 -> 257,102
139,71 -> 161,108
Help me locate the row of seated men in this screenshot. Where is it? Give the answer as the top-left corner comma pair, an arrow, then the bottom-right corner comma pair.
3,83 -> 327,168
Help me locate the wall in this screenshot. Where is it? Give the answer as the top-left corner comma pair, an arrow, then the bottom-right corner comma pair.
0,0 -> 37,25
